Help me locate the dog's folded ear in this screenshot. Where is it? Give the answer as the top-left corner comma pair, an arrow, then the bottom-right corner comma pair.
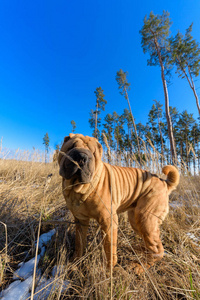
95,140 -> 103,159
63,136 -> 70,143
64,133 -> 75,143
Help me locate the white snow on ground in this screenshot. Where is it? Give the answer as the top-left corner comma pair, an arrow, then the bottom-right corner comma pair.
13,254 -> 42,280
37,229 -> 56,249
186,232 -> 200,247
1,276 -> 33,300
33,275 -> 69,300
186,233 -> 199,242
0,229 -> 60,300
170,201 -> 183,208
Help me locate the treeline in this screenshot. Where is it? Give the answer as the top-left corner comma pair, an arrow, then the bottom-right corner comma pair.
86,11 -> 200,173
89,100 -> 200,173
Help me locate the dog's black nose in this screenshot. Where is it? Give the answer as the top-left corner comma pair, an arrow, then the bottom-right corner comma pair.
71,150 -> 88,167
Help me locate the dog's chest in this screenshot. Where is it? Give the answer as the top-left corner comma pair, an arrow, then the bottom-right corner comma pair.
62,186 -> 86,218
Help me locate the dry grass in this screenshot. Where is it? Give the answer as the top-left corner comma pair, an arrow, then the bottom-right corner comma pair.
0,152 -> 200,299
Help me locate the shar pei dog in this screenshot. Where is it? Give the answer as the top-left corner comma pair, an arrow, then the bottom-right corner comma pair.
58,133 -> 179,274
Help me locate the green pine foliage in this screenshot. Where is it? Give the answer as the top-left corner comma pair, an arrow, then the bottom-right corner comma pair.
87,11 -> 200,171
169,24 -> 200,79
169,24 -> 200,114
70,120 -> 76,133
96,102 -> 200,173
43,133 -> 50,164
89,87 -> 107,139
140,11 -> 177,162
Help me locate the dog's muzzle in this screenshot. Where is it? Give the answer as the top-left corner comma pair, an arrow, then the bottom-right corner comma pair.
59,148 -> 94,183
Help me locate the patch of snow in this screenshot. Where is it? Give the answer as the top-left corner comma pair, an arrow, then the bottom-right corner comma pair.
170,201 -> 183,208
0,281 -> 21,297
1,276 -> 33,300
34,276 -> 69,300
52,265 -> 65,277
40,246 -> 46,256
1,229 -> 56,300
37,229 -> 56,249
186,232 -> 199,243
13,255 -> 41,280
185,190 -> 192,194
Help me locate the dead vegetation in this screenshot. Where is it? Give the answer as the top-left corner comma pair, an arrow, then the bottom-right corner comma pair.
0,152 -> 200,299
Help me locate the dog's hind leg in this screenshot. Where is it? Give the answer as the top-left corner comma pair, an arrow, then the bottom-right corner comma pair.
128,203 -> 166,275
128,209 -> 139,234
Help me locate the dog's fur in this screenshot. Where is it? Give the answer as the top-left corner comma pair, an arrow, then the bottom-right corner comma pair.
58,133 -> 179,274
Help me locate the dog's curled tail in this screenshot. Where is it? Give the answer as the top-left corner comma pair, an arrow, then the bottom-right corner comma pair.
162,165 -> 180,192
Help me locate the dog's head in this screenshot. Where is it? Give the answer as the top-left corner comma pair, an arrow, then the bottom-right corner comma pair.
58,133 -> 103,185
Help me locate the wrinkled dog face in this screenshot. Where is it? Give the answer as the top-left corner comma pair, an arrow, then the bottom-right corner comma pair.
58,134 -> 102,184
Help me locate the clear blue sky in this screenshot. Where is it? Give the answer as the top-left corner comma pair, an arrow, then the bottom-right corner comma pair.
0,0 -> 200,151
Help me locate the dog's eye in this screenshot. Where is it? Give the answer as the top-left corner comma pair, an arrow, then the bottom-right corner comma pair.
67,146 -> 73,151
66,143 -> 74,151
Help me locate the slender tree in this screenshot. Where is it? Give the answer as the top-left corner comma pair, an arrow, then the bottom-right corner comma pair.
175,110 -> 195,169
43,133 -> 50,164
123,108 -> 134,153
89,109 -> 96,137
94,87 -> 107,139
89,87 -> 107,139
140,11 -> 177,163
148,103 -> 160,147
169,24 -> 200,115
116,69 -> 141,162
55,144 -> 60,151
71,120 -> 76,133
190,122 -> 200,174
102,113 -> 115,150
154,100 -> 165,160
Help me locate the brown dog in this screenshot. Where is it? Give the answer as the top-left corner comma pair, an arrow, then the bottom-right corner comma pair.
58,133 -> 179,274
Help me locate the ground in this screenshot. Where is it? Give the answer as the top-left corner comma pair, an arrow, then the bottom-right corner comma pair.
0,157 -> 199,299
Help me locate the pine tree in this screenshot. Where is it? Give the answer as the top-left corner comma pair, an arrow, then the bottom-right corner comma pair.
112,112 -> 125,164
140,11 -> 177,163
88,109 -> 97,137
116,69 -> 141,162
190,122 -> 200,173
70,120 -> 76,133
102,113 -> 115,150
43,133 -> 50,164
148,103 -> 160,148
123,108 -> 133,153
169,24 -> 200,115
175,110 -> 195,169
154,100 -> 165,160
93,87 -> 107,139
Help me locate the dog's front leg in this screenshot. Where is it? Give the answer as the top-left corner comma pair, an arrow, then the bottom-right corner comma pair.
100,213 -> 118,269
73,218 -> 89,260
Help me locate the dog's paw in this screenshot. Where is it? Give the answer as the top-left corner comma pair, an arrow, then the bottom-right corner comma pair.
131,262 -> 152,275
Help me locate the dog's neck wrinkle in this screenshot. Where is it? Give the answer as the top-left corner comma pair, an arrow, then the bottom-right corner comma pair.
65,162 -> 103,201
80,162 -> 104,201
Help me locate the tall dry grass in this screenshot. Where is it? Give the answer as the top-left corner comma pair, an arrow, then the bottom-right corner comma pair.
0,147 -> 199,299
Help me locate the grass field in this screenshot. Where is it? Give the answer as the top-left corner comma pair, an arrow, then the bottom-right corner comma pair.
0,153 -> 200,299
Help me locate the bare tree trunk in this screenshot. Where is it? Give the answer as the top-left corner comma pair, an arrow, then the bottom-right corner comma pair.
192,84 -> 200,115
125,90 -> 142,164
161,69 -> 177,162
186,138 -> 189,170
176,58 -> 200,115
155,40 -> 177,163
156,108 -> 164,166
198,141 -> 200,175
95,102 -> 98,139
